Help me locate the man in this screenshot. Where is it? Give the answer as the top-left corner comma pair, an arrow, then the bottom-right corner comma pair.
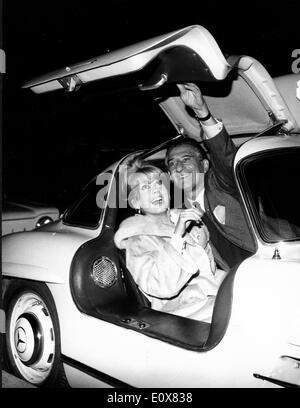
166,83 -> 256,270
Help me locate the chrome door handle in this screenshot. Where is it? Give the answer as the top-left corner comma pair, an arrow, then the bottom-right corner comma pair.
138,73 -> 168,91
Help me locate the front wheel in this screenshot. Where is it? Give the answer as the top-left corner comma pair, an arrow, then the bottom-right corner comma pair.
4,280 -> 68,387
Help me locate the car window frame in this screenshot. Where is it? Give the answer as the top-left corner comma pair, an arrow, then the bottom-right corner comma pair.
236,146 -> 300,244
62,169 -> 115,230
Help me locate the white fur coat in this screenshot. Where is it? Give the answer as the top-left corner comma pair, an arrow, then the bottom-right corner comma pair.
114,210 -> 226,322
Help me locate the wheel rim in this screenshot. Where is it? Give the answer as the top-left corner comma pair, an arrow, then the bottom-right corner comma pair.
8,291 -> 56,385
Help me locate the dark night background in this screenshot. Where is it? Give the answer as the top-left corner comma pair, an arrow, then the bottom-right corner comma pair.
3,0 -> 300,213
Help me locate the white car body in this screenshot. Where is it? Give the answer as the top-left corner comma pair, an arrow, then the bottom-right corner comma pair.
2,200 -> 60,236
3,25 -> 300,388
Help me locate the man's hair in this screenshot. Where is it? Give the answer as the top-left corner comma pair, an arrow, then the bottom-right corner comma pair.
165,138 -> 207,167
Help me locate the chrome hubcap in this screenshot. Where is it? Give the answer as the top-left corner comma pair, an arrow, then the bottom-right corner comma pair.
9,292 -> 56,384
15,318 -> 34,359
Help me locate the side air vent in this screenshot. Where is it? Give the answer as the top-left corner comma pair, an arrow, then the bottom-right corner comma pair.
91,257 -> 118,288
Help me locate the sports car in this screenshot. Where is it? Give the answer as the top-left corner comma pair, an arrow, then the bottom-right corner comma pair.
2,198 -> 60,236
2,25 -> 300,388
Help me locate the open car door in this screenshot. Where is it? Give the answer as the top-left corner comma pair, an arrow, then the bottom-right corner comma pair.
23,25 -> 299,142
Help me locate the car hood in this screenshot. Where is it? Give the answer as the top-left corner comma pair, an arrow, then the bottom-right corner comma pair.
23,24 -> 300,138
2,201 -> 59,220
2,229 -> 92,283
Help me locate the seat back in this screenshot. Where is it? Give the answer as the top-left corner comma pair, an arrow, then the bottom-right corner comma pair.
203,266 -> 237,350
118,249 -> 151,308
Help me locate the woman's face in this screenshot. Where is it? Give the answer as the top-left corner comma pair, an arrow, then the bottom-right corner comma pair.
134,173 -> 170,215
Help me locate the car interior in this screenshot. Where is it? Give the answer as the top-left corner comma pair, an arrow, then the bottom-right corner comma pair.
69,141 -> 251,351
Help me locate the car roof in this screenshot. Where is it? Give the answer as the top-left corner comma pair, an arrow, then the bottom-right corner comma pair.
234,134 -> 300,167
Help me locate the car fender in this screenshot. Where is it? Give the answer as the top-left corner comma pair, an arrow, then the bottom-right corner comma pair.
2,229 -> 95,284
2,262 -> 65,284
231,254 -> 300,350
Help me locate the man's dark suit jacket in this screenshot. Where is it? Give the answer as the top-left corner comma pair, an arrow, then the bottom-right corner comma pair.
201,127 -> 256,270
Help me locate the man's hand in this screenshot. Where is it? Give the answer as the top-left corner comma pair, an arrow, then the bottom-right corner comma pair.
177,82 -> 218,128
177,83 -> 208,116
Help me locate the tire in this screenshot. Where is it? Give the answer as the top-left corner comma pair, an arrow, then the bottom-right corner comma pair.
4,280 -> 69,387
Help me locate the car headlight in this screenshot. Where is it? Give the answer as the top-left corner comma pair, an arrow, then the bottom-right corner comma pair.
36,216 -> 53,228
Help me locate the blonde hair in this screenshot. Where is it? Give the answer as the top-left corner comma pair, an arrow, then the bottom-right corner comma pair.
124,159 -> 163,208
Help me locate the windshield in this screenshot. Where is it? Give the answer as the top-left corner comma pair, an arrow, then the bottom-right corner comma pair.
240,147 -> 300,243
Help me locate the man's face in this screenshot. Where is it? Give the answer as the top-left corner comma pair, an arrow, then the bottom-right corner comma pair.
167,144 -> 207,194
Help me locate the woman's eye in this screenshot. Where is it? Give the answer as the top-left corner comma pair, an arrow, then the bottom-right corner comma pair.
141,184 -> 150,190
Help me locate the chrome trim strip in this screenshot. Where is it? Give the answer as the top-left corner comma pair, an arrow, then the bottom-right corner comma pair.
61,354 -> 134,388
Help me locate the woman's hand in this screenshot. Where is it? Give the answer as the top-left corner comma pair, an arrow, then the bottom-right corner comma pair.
174,208 -> 203,237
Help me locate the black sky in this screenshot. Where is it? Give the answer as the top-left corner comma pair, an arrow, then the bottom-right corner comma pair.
3,0 -> 300,210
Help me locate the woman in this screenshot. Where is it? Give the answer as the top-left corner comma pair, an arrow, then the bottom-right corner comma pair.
114,160 -> 226,323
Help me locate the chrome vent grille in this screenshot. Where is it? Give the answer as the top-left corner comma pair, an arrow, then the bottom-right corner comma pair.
91,257 -> 117,288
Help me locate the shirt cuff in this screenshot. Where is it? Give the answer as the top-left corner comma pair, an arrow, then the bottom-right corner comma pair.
170,233 -> 186,253
201,119 -> 223,139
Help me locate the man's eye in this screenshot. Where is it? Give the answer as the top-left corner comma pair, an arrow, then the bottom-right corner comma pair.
141,184 -> 150,190
157,180 -> 163,185
183,157 -> 191,162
